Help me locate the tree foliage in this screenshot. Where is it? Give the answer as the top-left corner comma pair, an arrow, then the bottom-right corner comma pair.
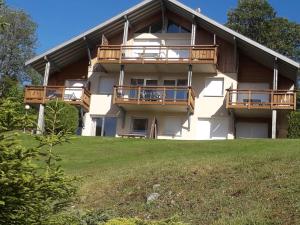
0,0 -> 41,96
45,100 -> 79,135
0,100 -> 77,225
287,111 -> 300,138
226,0 -> 300,61
0,89 -> 36,132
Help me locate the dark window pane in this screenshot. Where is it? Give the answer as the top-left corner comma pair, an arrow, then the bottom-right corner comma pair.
130,79 -> 144,98
95,118 -> 103,136
132,119 -> 148,133
104,117 -> 117,137
176,79 -> 188,100
164,80 -> 176,100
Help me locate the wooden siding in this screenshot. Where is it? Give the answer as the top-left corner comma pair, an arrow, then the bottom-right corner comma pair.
238,53 -> 273,84
48,58 -> 89,86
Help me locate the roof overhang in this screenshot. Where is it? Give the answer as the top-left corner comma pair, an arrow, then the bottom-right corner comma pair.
26,0 -> 300,81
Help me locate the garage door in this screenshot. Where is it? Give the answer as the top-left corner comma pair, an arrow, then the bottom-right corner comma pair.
197,118 -> 229,140
236,122 -> 268,139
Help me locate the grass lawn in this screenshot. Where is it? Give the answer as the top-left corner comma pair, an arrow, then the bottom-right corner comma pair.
19,134 -> 300,225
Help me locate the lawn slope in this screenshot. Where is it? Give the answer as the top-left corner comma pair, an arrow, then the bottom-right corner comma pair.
21,135 -> 300,225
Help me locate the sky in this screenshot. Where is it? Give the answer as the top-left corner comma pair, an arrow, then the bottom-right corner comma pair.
6,0 -> 300,55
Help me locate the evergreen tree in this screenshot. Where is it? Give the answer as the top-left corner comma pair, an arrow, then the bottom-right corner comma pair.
226,0 -> 300,61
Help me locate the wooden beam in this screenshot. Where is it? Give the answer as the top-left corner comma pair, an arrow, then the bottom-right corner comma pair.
160,0 -> 167,33
83,36 -> 92,66
191,17 -> 196,45
272,58 -> 278,139
122,16 -> 129,45
233,36 -> 239,73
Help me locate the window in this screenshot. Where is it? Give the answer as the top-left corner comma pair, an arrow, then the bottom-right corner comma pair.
98,77 -> 115,94
167,21 -> 190,33
93,117 -> 117,137
132,118 -> 148,133
204,78 -> 224,97
163,117 -> 182,136
136,21 -> 162,33
176,79 -> 188,100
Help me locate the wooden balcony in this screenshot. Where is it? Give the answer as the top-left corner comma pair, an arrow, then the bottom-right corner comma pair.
97,45 -> 218,73
226,89 -> 296,110
98,45 -> 217,64
24,86 -> 91,112
113,86 -> 195,113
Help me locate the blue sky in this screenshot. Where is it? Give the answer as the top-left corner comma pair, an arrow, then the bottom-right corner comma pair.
6,0 -> 300,55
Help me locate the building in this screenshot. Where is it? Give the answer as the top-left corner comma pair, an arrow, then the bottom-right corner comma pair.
24,0 -> 299,140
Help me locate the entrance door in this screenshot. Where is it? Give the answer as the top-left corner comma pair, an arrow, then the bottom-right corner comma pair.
197,119 -> 211,140
92,117 -> 117,137
197,118 -> 229,140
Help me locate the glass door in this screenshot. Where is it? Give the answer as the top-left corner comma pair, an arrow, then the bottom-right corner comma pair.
144,80 -> 158,100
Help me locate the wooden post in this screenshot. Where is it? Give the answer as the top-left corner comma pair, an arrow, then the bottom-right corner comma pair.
37,60 -> 50,134
248,90 -> 251,109
272,58 -> 278,139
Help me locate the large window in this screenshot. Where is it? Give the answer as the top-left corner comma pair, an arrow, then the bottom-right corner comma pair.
93,117 -> 117,137
167,21 -> 190,33
204,78 -> 224,97
132,118 -> 148,134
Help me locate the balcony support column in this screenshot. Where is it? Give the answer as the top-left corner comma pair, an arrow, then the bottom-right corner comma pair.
122,16 -> 129,45
272,58 -> 278,139
37,60 -> 50,134
119,65 -> 125,86
188,64 -> 193,86
191,18 -> 196,45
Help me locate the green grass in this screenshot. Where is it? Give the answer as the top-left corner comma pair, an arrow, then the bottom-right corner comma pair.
19,134 -> 300,225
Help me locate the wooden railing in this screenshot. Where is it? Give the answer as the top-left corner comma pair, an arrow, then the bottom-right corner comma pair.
24,86 -> 91,111
226,89 -> 296,110
97,45 -> 217,65
113,85 -> 195,112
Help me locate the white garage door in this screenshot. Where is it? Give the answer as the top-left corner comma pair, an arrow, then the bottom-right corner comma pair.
197,118 -> 229,140
236,122 -> 268,139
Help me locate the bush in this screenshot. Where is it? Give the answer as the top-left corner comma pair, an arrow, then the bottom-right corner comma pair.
45,100 -> 79,134
287,111 -> 300,138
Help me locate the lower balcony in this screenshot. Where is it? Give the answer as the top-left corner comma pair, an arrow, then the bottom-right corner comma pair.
113,86 -> 195,113
24,86 -> 91,112
226,89 -> 296,111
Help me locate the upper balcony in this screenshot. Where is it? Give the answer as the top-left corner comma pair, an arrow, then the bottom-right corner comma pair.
226,89 -> 296,111
96,45 -> 218,73
113,85 -> 195,113
24,86 -> 91,112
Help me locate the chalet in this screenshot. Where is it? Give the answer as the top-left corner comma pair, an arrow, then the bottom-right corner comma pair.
24,0 -> 300,139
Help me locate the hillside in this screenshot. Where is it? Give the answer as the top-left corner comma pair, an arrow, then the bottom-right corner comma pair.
20,135 -> 300,225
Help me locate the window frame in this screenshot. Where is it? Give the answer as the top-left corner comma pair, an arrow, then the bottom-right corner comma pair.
131,117 -> 148,134
204,77 -> 224,97
92,116 -> 117,137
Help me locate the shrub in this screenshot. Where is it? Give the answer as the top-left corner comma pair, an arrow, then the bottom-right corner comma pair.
287,111 -> 300,138
45,100 -> 79,134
